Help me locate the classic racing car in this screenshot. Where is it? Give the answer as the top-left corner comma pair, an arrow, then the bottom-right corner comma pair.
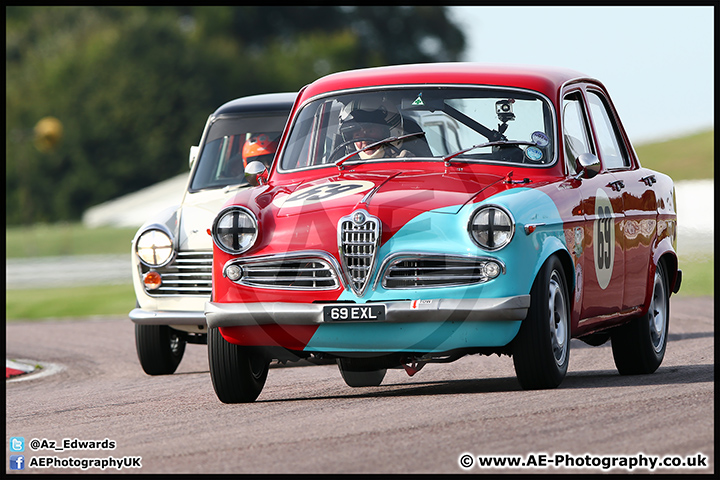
205,64 -> 681,403
130,92 -> 296,375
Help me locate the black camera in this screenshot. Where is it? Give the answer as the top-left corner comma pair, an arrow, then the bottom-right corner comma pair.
496,99 -> 515,123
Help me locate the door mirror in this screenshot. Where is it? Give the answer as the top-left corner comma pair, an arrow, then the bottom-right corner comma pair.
188,146 -> 199,168
575,153 -> 601,179
245,161 -> 268,186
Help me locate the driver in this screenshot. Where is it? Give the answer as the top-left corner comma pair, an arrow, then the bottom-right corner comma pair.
225,133 -> 279,177
339,109 -> 410,159
242,133 -> 279,168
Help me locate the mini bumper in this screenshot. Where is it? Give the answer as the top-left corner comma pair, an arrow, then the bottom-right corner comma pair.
129,308 -> 206,325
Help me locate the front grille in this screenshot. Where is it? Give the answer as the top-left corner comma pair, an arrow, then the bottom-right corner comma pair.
382,255 -> 502,289
236,258 -> 340,290
338,210 -> 381,296
148,251 -> 212,296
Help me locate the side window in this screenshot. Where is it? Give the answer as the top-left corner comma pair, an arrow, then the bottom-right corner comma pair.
562,92 -> 592,175
587,91 -> 630,169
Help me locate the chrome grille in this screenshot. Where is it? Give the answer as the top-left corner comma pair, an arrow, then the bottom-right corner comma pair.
338,210 -> 381,296
149,251 -> 212,296
235,257 -> 339,290
382,255 -> 504,289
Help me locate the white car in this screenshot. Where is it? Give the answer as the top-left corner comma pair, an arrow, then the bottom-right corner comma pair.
130,92 -> 296,375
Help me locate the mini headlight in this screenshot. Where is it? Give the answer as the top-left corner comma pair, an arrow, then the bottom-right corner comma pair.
469,205 -> 514,251
212,206 -> 258,254
136,229 -> 174,266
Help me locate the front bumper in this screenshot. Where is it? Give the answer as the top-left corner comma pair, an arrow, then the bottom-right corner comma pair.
129,308 -> 206,326
205,296 -> 530,354
206,295 -> 530,328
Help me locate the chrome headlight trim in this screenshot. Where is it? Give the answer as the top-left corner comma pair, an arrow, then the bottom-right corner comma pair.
212,206 -> 259,255
468,204 -> 515,251
135,226 -> 175,267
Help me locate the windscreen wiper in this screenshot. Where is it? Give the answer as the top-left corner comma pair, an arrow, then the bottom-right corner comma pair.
442,140 -> 535,166
335,131 -> 427,169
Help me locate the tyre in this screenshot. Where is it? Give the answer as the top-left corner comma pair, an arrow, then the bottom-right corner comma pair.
611,262 -> 669,375
337,358 -> 387,387
135,324 -> 186,375
513,255 -> 570,389
208,328 -> 269,403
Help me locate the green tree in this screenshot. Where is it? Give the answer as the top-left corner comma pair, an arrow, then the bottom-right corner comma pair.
6,6 -> 466,225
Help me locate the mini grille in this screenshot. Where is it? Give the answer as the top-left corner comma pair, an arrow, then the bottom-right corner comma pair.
338,210 -> 381,296
146,251 -> 212,296
383,256 -> 499,289
237,258 -> 339,289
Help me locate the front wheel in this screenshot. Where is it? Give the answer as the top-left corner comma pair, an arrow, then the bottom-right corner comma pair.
610,262 -> 669,375
135,324 -> 186,375
512,255 -> 570,389
208,328 -> 269,403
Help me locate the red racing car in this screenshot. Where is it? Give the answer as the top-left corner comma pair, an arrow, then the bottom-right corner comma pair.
205,63 -> 681,403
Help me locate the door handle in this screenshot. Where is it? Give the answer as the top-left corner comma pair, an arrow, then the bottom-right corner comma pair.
606,180 -> 625,191
640,175 -> 657,186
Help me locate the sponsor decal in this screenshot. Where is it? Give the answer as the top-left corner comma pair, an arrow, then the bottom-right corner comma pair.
525,146 -> 543,162
531,131 -> 550,147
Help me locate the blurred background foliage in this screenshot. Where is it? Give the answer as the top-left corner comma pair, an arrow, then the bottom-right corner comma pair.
6,6 -> 466,225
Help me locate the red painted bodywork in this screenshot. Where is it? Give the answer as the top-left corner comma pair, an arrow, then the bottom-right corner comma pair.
211,63 -> 680,344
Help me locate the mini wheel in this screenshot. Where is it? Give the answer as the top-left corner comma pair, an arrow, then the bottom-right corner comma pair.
208,328 -> 269,403
135,324 -> 186,375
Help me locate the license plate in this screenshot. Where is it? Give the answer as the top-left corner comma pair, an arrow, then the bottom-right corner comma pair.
323,304 -> 386,322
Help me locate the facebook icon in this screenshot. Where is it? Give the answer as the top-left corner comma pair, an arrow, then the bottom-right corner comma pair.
10,455 -> 25,470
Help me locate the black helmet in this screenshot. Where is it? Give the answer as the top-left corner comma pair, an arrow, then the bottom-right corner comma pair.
339,109 -> 391,142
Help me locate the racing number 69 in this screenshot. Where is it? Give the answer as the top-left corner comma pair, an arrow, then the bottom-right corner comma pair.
596,206 -> 612,270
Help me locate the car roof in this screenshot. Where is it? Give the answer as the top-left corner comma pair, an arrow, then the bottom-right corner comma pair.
213,92 -> 297,116
299,63 -> 595,101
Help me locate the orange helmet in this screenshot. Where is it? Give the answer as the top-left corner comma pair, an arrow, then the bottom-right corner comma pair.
242,133 -> 279,167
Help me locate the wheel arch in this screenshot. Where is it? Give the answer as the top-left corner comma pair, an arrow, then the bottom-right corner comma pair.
535,237 -> 575,296
652,237 -> 680,295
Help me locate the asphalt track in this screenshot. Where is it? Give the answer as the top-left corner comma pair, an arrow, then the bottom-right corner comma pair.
5,296 -> 713,474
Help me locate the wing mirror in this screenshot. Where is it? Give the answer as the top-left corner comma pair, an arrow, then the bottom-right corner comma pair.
188,145 -> 199,168
245,161 -> 268,186
574,153 -> 601,179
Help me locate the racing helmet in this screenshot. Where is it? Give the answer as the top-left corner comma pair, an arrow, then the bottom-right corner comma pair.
339,109 -> 392,143
242,133 -> 279,167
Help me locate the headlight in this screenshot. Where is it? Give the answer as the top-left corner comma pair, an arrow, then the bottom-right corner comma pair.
136,229 -> 174,266
212,206 -> 258,254
468,205 -> 515,251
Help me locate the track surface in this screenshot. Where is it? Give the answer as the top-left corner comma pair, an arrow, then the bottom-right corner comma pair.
6,297 -> 714,474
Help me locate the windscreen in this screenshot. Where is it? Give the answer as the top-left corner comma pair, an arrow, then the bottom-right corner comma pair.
190,113 -> 288,190
279,87 -> 555,171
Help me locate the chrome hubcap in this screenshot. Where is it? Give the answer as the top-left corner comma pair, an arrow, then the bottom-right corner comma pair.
649,269 -> 667,353
549,270 -> 568,366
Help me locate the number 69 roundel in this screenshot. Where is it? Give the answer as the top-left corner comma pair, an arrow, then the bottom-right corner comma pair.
594,188 -> 615,289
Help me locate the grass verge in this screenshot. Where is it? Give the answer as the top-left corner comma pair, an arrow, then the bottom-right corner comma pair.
6,223 -> 138,258
634,129 -> 713,181
6,284 -> 135,321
